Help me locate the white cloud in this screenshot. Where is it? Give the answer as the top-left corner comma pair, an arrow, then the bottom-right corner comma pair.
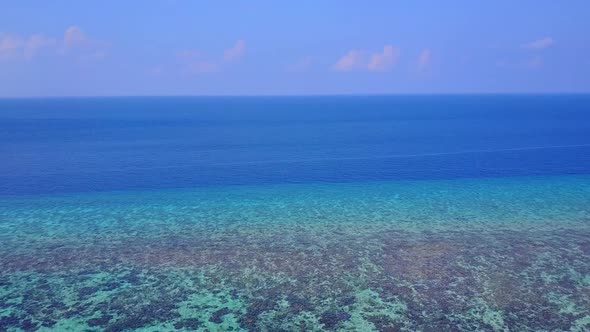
60,26 -> 109,60
224,39 -> 246,61
0,26 -> 107,62
64,26 -> 86,47
287,56 -> 312,72
0,34 -> 24,59
177,48 -> 219,74
24,34 -> 56,60
368,45 -> 399,71
333,50 -> 363,71
171,39 -> 249,76
417,48 -> 431,71
333,45 -> 400,72
521,37 -> 554,50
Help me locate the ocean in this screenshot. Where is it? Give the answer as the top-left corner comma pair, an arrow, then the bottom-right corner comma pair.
1,95 -> 589,331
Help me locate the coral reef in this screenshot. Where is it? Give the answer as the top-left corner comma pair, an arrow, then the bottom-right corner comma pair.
1,175 -> 589,331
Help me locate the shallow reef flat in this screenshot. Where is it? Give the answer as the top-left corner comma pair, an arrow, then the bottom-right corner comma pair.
1,175 -> 590,331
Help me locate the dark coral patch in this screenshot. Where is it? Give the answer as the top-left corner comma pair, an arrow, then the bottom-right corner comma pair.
366,315 -> 401,331
106,314 -> 157,332
0,314 -> 20,329
319,310 -> 351,329
239,298 -> 277,329
173,318 -> 202,330
210,307 -> 231,323
101,281 -> 120,291
19,318 -> 39,331
40,319 -> 57,328
87,314 -> 113,327
78,286 -> 99,297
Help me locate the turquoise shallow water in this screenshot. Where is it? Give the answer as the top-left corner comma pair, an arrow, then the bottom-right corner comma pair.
1,175 -> 589,331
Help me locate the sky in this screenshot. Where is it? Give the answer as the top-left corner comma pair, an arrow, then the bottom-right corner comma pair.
1,1 -> 589,97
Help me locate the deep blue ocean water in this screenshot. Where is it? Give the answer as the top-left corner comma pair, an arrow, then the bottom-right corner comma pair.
1,95 -> 590,331
2,95 -> 590,195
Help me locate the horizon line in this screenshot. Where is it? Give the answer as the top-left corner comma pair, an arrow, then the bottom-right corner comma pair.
1,92 -> 590,100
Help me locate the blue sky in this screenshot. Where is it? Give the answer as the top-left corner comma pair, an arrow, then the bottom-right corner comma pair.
1,1 -> 589,96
